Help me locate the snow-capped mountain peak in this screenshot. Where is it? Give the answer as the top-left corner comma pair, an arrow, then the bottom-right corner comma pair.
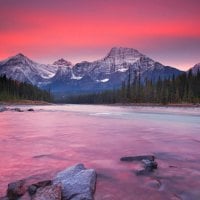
190,63 -> 200,74
105,47 -> 143,58
53,58 -> 72,67
104,47 -> 144,64
0,47 -> 183,97
0,53 -> 58,84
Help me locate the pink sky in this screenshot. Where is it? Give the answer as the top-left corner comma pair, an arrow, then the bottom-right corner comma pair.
0,0 -> 200,70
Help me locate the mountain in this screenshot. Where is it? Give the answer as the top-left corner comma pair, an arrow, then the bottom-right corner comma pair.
0,48 -> 183,98
189,63 -> 200,74
0,53 -> 58,85
47,47 -> 182,96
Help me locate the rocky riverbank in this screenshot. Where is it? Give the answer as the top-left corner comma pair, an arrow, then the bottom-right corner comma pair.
0,100 -> 52,106
1,164 -> 96,200
0,106 -> 35,112
0,155 -> 159,200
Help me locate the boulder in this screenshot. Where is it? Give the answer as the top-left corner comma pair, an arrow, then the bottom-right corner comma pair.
53,164 -> 96,200
32,185 -> 61,200
7,180 -> 27,200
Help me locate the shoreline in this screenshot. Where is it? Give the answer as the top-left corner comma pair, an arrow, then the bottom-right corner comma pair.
0,100 -> 199,108
108,102 -> 200,108
0,100 -> 52,106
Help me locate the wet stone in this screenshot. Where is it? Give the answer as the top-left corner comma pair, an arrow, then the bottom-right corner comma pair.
32,185 -> 61,200
53,164 -> 96,200
121,155 -> 158,176
28,180 -> 52,195
120,155 -> 155,162
27,109 -> 34,112
28,185 -> 37,196
142,159 -> 158,170
13,108 -> 23,112
7,180 -> 27,200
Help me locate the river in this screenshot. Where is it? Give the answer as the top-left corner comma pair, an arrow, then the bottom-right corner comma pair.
0,105 -> 200,199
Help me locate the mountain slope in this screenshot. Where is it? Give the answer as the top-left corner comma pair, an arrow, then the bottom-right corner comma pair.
189,63 -> 200,74
0,53 -> 58,85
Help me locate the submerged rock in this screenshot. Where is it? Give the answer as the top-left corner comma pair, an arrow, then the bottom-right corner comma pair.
142,159 -> 158,171
53,163 -> 97,200
136,159 -> 158,175
120,155 -> 155,162
12,108 -> 23,112
32,185 -> 61,200
7,180 -> 27,200
121,155 -> 158,176
27,109 -> 34,112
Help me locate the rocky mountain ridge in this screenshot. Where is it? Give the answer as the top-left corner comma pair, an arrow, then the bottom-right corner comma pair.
1,47 -> 197,97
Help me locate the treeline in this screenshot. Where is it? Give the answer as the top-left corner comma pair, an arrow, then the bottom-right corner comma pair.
0,75 -> 52,102
64,70 -> 200,104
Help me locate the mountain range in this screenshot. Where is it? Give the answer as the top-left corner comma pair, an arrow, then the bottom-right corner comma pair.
0,47 -> 199,98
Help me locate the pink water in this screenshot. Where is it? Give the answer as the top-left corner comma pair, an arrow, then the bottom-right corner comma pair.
0,105 -> 200,199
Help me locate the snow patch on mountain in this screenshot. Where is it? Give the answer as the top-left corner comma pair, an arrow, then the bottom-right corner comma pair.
97,78 -> 109,83
117,68 -> 129,72
71,73 -> 82,80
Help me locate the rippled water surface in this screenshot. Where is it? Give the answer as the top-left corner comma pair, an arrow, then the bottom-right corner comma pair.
0,105 -> 200,199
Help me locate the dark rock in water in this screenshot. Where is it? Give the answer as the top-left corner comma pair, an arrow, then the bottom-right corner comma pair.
18,192 -> 31,200
28,185 -> 37,196
32,185 -> 61,200
0,107 -> 7,112
136,159 -> 158,176
121,155 -> 158,176
28,180 -> 52,195
13,108 -> 23,112
7,180 -> 27,200
32,180 -> 52,189
53,163 -> 96,200
120,155 -> 155,162
146,178 -> 161,189
142,159 -> 158,171
27,109 -> 34,112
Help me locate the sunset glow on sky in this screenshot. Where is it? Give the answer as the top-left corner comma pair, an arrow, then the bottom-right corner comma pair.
0,0 -> 200,70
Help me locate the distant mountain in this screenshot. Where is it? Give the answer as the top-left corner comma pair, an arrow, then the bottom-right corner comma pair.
189,63 -> 200,74
0,53 -> 58,85
0,47 -> 184,98
47,47 -> 182,96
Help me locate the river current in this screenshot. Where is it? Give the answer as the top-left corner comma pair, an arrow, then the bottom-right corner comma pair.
0,105 -> 200,199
